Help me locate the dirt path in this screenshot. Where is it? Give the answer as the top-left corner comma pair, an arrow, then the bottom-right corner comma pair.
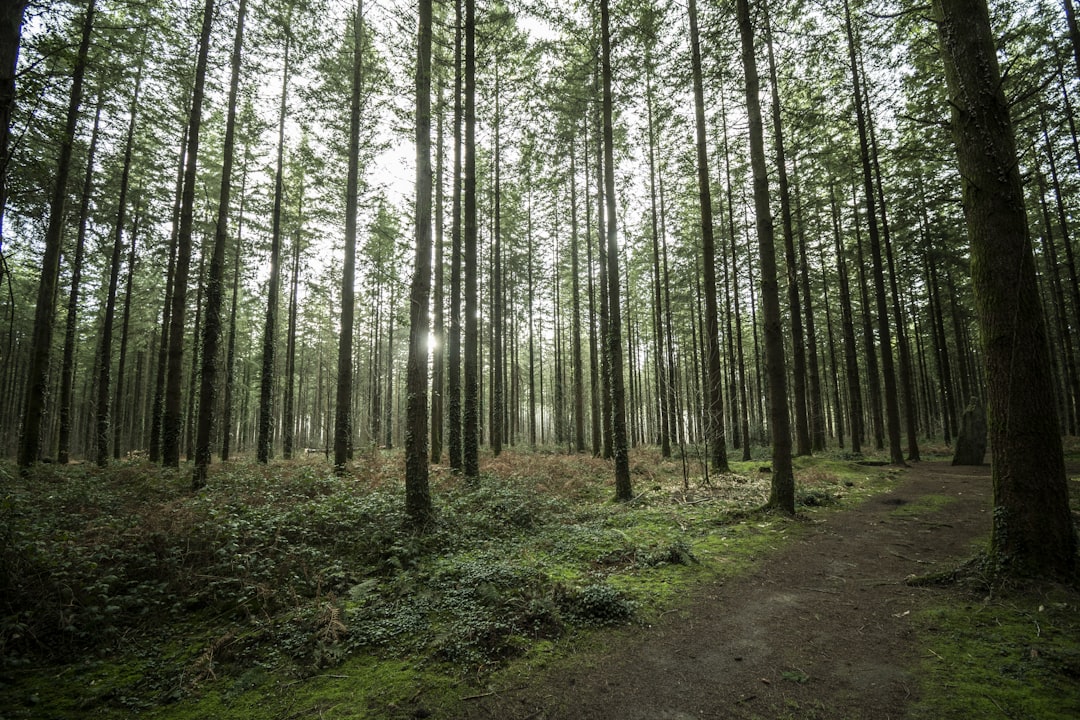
465,461 -> 994,720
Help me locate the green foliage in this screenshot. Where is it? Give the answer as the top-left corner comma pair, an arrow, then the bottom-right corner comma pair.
0,453 -> 897,717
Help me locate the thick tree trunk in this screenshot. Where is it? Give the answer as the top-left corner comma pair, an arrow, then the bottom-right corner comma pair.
0,0 -> 27,289
935,0 -> 1077,576
18,0 -> 94,468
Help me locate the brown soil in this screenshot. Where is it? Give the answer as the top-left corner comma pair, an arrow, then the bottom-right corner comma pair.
464,460 -> 994,720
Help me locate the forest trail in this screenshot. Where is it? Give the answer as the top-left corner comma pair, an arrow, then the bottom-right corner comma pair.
466,461 -> 993,720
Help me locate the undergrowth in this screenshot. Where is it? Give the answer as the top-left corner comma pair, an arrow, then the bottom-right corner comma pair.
0,447 -> 888,718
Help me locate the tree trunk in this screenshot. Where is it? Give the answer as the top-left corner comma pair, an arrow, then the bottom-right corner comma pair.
222,159 -> 248,462
764,10 -> 810,456
688,0 -> 729,472
430,79 -> 445,464
738,0 -> 793,512
18,0 -> 95,468
934,0 -> 1077,576
600,0 -> 632,501
58,98 -> 102,465
283,188 -> 303,460
462,0 -> 479,479
844,0 -> 903,464
570,143 -> 586,453
406,0 -> 434,524
447,0 -> 463,471
257,33 -> 290,464
336,0 -> 364,473
193,0 -> 246,485
163,0 -> 214,468
113,204 -> 141,460
0,0 -> 27,285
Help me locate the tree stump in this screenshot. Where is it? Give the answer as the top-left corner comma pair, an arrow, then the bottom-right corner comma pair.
952,398 -> 987,466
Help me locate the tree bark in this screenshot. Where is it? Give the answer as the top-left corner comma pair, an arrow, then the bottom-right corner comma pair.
193,0 -> 246,486
688,0 -> 729,472
58,98 -> 102,465
935,0 -> 1077,576
600,0 -> 632,501
738,0 -> 793,512
405,0 -> 434,524
163,0 -> 215,468
462,0 -> 479,479
257,33 -> 291,464
19,0 -> 95,469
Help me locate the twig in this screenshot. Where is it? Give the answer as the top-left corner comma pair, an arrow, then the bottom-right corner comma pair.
984,694 -> 1015,719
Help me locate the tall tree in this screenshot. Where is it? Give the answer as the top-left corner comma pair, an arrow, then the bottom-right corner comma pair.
163,0 -> 215,468
843,0 -> 903,465
194,0 -> 247,485
462,0 -> 479,479
97,54 -> 145,466
737,0 -> 794,513
0,0 -> 27,288
687,0 -> 729,472
405,0 -> 435,524
57,98 -> 102,465
600,0 -> 632,501
258,18 -> 293,464
335,0 -> 364,474
934,0 -> 1076,576
18,0 -> 95,468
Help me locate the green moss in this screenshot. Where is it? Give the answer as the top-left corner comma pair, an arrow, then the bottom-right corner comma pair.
888,493 -> 954,518
912,589 -> 1080,719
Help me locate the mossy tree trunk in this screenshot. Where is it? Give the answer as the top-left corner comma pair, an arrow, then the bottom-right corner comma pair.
934,0 -> 1077,577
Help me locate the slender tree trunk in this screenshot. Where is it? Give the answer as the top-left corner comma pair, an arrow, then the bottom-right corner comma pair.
792,163 -> 826,451
935,0 -> 1076,576
222,158 -> 249,462
645,64 -> 669,456
193,0 -> 246,485
490,68 -> 503,457
585,123 -> 602,458
58,98 -> 102,465
820,246 -> 845,448
283,188 -> 303,460
600,0 -> 632,500
18,0 -> 95,468
570,146 -> 586,453
447,0 -> 463,471
462,0 -> 479,479
738,0 -> 793,512
406,0 -> 434,523
257,34 -> 290,464
687,0 -> 729,472
336,0 -> 364,473
113,204 -> 141,460
764,10 -> 810,456
163,0 -> 214,468
844,0 -> 903,464
431,79 -> 445,464
184,251 -> 205,461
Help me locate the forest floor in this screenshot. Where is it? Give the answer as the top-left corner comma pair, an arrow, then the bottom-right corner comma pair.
2,452 -> 1078,719
463,460 -> 1080,720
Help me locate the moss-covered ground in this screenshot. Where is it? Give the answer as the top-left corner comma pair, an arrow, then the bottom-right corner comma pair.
0,444 -> 894,719
909,451 -> 1080,720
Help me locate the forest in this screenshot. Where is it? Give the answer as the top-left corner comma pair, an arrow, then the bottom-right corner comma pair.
1,0 -> 1079,717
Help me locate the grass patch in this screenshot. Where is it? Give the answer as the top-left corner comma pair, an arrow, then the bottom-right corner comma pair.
0,449 -> 895,718
887,493 -> 955,518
